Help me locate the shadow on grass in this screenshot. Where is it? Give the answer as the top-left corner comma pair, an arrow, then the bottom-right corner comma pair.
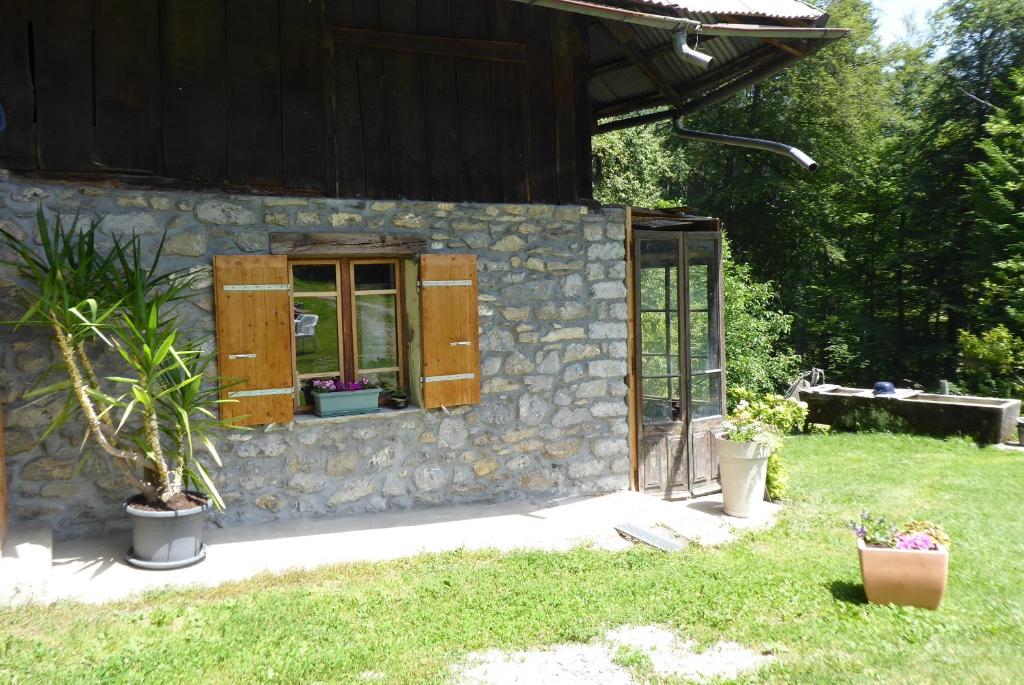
828,580 -> 868,605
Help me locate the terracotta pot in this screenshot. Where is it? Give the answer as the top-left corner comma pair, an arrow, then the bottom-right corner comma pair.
857,538 -> 949,609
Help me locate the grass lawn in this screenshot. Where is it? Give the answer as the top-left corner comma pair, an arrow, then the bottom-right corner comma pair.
2,433 -> 1023,684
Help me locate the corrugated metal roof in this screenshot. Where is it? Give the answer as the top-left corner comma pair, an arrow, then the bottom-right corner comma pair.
582,1 -> 844,128
612,0 -> 825,20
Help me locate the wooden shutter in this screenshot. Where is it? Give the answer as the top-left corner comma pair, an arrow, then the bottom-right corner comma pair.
419,254 -> 480,409
213,255 -> 295,426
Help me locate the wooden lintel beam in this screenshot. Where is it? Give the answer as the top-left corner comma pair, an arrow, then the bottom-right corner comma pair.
598,19 -> 687,113
332,27 -> 527,64
270,232 -> 429,256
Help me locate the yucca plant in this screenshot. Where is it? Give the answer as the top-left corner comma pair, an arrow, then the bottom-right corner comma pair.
0,210 -> 236,508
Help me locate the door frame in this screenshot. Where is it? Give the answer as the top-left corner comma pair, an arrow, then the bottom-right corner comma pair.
625,210 -> 726,495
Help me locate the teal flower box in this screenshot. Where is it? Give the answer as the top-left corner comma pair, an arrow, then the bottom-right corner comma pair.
312,388 -> 382,417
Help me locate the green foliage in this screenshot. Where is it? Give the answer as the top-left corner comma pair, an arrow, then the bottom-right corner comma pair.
967,70 -> 1024,337
956,325 -> 1024,398
0,210 -> 236,506
592,123 -> 685,208
849,511 -> 897,547
722,239 -> 801,396
726,389 -> 809,500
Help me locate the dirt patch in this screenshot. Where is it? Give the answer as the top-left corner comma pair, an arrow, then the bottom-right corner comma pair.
125,491 -> 208,513
453,624 -> 771,684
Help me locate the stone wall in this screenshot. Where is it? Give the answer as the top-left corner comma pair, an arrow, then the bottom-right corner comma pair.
0,171 -> 631,540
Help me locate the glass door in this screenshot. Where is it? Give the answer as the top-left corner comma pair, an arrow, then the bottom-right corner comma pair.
684,233 -> 725,493
635,234 -> 687,496
634,230 -> 725,498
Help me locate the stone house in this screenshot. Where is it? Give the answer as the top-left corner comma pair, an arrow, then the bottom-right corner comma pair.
0,0 -> 845,540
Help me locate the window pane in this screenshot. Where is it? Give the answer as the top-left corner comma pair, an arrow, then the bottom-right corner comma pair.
294,298 -> 340,375
687,237 -> 720,371
642,376 -> 681,423
690,311 -> 713,373
639,240 -> 677,310
363,371 -> 399,391
356,293 -> 399,370
354,263 -> 396,291
641,311 -> 678,355
690,373 -> 723,419
292,264 -> 337,293
689,264 -> 708,309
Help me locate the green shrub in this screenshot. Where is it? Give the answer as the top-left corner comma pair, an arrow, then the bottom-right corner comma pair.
727,388 -> 809,500
956,325 -> 1024,398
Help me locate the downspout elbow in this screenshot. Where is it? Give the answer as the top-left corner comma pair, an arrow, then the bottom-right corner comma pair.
672,30 -> 713,69
673,119 -> 819,172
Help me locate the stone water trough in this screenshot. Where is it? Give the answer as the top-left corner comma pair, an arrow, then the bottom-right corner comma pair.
799,385 -> 1021,445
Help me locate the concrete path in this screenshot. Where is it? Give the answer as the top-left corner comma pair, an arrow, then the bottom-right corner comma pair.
8,491 -> 779,605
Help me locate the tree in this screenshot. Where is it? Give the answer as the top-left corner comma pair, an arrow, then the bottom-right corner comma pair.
966,69 -> 1024,330
592,122 -> 685,208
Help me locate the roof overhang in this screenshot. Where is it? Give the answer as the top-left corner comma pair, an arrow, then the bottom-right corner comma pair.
511,0 -> 849,132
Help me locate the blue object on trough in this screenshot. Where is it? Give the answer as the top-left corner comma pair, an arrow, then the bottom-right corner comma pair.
873,381 -> 896,395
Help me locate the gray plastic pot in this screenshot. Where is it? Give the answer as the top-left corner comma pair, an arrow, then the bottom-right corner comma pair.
123,491 -> 212,570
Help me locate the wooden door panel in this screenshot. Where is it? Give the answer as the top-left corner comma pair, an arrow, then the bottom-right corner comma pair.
665,434 -> 688,496
689,428 -> 715,493
640,434 -> 664,491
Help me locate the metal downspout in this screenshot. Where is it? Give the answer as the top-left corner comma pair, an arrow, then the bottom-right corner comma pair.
673,119 -> 819,171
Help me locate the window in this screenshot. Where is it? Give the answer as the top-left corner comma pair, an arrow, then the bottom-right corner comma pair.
214,252 -> 479,425
290,258 -> 405,409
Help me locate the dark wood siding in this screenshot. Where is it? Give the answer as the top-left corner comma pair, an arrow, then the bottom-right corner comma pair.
0,0 -> 592,204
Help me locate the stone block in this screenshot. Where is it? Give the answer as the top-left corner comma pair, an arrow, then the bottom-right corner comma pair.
492,235 -> 526,252
328,478 -> 375,506
21,457 -> 74,481
568,460 -> 607,479
536,303 -> 589,320
588,322 -> 627,340
588,360 -> 627,378
287,472 -> 326,494
196,200 -> 255,225
473,457 -> 500,477
503,351 -> 535,376
40,483 -> 81,498
164,230 -> 209,257
592,401 -> 628,418
439,418 -> 469,449
592,281 -> 627,300
543,439 -> 580,459
104,213 -> 160,234
234,231 -> 269,252
592,437 -> 627,458
541,327 -> 585,343
587,242 -> 624,261
256,495 -> 284,513
414,466 -> 447,492
264,211 -> 290,226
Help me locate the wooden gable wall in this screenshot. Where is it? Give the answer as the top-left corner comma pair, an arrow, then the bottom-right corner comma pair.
0,0 -> 592,204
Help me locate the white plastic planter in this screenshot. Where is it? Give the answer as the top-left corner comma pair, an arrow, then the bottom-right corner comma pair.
714,435 -> 770,518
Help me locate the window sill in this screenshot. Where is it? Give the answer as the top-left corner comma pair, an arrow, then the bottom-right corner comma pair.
291,406 -> 422,426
